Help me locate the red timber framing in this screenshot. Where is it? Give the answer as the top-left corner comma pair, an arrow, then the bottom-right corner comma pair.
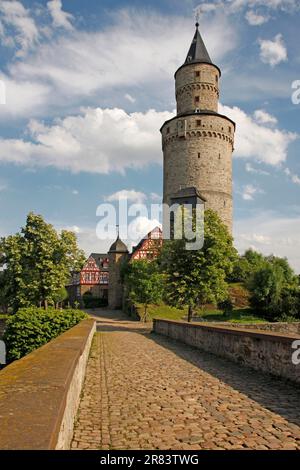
130,226 -> 163,261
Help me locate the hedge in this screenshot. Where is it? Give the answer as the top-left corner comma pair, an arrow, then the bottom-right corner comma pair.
4,307 -> 88,362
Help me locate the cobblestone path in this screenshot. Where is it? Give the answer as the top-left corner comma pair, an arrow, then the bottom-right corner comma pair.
71,313 -> 300,450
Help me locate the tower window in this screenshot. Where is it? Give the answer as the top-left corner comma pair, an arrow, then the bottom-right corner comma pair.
198,153 -> 201,158
195,96 -> 200,103
195,71 -> 200,78
196,120 -> 201,127
228,126 -> 231,133
167,127 -> 170,134
216,75 -> 218,83
219,153 -> 221,159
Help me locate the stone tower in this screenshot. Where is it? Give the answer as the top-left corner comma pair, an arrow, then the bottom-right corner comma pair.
161,23 -> 235,233
108,235 -> 128,309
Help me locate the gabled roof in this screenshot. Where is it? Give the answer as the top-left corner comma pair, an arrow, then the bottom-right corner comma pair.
130,226 -> 162,257
89,253 -> 109,270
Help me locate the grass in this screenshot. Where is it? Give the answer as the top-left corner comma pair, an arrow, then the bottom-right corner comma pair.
136,303 -> 264,324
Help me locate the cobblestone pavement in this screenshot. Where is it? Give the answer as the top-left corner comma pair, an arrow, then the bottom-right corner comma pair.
71,312 -> 300,450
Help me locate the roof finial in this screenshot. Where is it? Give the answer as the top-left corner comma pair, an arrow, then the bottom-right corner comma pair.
195,10 -> 200,28
116,224 -> 120,238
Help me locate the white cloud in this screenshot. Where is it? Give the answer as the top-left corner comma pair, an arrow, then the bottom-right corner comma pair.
253,109 -> 277,125
150,192 -> 162,202
8,10 -> 237,104
124,94 -> 136,104
245,163 -> 270,175
258,34 -> 288,67
234,211 -> 300,272
72,189 -> 79,195
245,10 -> 269,25
0,107 -> 174,173
105,189 -> 147,204
0,102 -> 296,173
241,184 -> 264,200
219,103 -> 297,166
47,0 -> 74,31
0,0 -> 39,56
285,167 -> 300,185
0,75 -> 50,119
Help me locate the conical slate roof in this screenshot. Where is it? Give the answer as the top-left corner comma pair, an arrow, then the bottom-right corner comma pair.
185,22 -> 212,65
109,236 -> 128,254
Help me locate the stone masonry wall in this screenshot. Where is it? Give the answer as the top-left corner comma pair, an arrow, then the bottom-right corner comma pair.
153,319 -> 300,385
175,63 -> 220,114
206,321 -> 300,335
162,113 -> 234,232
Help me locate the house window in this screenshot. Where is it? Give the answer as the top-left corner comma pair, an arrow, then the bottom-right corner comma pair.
196,120 -> 201,127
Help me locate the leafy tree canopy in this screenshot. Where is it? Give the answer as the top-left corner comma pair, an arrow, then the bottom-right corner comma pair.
0,212 -> 85,312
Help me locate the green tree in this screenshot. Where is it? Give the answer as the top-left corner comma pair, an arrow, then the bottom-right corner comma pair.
160,209 -> 237,322
0,212 -> 85,312
124,260 -> 163,322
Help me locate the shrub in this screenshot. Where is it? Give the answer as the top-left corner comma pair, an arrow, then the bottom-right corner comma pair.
4,307 -> 87,362
217,298 -> 234,316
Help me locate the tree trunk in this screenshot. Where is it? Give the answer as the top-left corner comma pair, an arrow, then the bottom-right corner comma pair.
143,305 -> 148,323
187,305 -> 193,323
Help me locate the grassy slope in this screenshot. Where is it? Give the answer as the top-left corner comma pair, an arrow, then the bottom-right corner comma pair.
136,304 -> 264,323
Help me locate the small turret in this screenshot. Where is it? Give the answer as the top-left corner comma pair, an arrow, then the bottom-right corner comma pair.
108,233 -> 128,309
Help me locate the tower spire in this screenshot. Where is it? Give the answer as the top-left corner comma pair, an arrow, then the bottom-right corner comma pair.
185,22 -> 212,65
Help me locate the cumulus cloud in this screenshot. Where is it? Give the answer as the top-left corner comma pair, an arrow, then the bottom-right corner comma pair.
8,9 -> 237,103
253,109 -> 278,125
234,211 -> 300,272
285,167 -> 300,185
0,107 -> 173,173
245,10 -> 269,25
219,103 -> 297,165
0,0 -> 39,56
0,102 -> 296,172
47,0 -> 74,31
258,34 -> 288,67
105,190 -> 147,204
241,184 -> 264,200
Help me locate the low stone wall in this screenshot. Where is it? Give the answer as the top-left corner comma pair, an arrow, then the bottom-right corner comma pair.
153,319 -> 300,385
192,320 -> 300,335
0,318 -> 96,450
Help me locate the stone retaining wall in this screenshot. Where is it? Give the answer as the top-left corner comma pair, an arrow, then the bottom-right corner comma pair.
0,318 -> 96,450
153,319 -> 300,385
192,320 -> 300,335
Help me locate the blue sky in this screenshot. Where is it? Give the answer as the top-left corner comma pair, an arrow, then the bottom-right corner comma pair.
0,0 -> 299,270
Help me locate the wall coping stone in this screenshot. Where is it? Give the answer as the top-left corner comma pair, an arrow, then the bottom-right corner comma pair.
153,318 -> 300,343
0,318 -> 95,450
